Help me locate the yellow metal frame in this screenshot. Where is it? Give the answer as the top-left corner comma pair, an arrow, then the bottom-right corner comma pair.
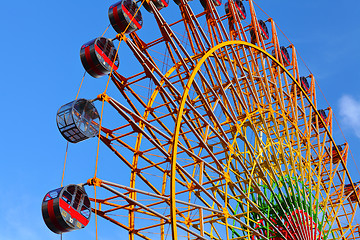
62,0 -> 360,237
170,40 -> 359,239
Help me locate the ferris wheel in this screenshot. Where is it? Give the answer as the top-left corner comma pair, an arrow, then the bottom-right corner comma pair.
42,0 -> 360,239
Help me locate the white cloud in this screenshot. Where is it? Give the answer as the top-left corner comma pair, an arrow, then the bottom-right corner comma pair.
339,95 -> 360,138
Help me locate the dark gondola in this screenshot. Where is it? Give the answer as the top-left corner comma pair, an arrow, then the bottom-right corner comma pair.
42,185 -> 91,234
312,109 -> 327,128
271,46 -> 290,66
300,76 -> 310,94
250,20 -> 269,44
280,46 -> 291,66
200,0 -> 222,9
109,0 -> 143,34
291,76 -> 310,97
344,183 -> 360,202
332,144 -> 343,164
80,37 -> 119,78
258,20 -> 269,40
173,0 -> 192,6
56,99 -> 100,143
143,0 -> 169,13
225,0 -> 246,20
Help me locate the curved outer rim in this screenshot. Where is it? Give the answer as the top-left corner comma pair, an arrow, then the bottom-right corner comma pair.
169,40 -> 357,239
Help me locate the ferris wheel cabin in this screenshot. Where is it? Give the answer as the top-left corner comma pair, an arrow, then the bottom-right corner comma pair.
271,46 -> 291,67
200,0 -> 222,10
80,37 -> 119,78
225,0 -> 246,20
280,46 -> 291,66
344,183 -> 360,202
300,76 -> 310,94
109,0 -> 143,34
56,99 -> 100,143
143,0 -> 169,13
258,20 -> 269,40
312,109 -> 328,128
250,20 -> 269,44
332,144 -> 344,164
42,185 -> 91,234
173,0 -> 193,6
292,76 -> 311,97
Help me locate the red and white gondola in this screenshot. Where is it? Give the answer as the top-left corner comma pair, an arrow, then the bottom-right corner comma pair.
42,184 -> 91,234
80,37 -> 119,78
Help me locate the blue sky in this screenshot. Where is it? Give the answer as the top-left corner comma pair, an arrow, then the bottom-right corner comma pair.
1,0 -> 360,239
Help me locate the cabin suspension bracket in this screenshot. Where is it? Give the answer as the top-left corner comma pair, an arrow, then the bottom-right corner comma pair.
87,177 -> 103,187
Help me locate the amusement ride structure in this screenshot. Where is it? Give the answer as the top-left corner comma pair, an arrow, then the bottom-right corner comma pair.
42,0 -> 360,239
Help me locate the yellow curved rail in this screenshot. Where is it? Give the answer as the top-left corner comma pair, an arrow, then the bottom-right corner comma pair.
169,40 -> 357,239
